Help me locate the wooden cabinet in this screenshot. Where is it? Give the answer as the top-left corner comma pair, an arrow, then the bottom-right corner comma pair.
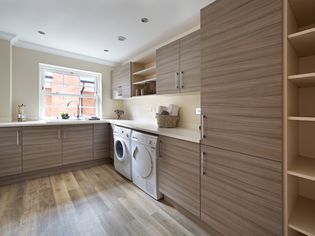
62,125 -> 93,164
159,136 -> 200,217
156,30 -> 200,95
200,0 -> 283,161
93,124 -> 110,160
111,62 -> 131,99
0,128 -> 22,176
200,145 -> 282,235
23,126 -> 62,172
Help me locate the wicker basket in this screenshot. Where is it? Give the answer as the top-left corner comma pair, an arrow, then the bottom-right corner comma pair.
156,114 -> 179,128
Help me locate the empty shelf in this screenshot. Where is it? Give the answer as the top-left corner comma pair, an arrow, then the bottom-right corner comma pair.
288,156 -> 315,181
289,0 -> 315,28
132,77 -> 156,85
133,66 -> 156,76
288,73 -> 315,87
288,27 -> 315,57
288,117 -> 315,122
289,196 -> 315,236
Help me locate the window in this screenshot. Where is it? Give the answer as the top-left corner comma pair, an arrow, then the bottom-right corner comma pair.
39,64 -> 102,119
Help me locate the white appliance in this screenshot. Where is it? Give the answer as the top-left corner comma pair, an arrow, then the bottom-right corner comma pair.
113,125 -> 132,180
131,131 -> 163,200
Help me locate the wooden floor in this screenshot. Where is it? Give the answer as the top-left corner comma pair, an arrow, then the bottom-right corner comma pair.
0,164 -> 209,236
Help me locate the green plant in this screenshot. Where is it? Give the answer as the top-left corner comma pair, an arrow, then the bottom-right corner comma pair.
61,113 -> 70,119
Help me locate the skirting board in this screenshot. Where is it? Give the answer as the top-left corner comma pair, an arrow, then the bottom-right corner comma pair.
0,158 -> 112,186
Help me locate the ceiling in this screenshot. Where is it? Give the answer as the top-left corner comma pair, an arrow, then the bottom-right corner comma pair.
0,0 -> 215,65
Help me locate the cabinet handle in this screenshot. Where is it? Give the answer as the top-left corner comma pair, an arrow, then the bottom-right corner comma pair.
201,151 -> 206,175
201,114 -> 206,139
180,71 -> 184,88
58,128 -> 61,140
174,72 -> 179,89
16,130 -> 20,146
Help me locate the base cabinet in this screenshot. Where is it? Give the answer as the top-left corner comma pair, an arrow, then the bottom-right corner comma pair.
159,136 -> 200,217
200,145 -> 282,235
93,124 -> 110,160
62,125 -> 93,164
0,128 -> 22,176
23,126 -> 62,171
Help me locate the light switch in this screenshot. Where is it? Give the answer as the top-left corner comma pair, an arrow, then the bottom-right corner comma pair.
196,108 -> 201,115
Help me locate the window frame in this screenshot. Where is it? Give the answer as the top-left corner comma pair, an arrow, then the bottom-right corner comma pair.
39,63 -> 102,120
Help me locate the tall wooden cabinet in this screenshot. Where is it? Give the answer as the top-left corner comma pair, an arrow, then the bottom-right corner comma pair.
23,126 -> 62,171
200,0 -> 283,235
111,62 -> 132,99
0,128 -> 22,177
285,1 -> 315,236
156,30 -> 200,94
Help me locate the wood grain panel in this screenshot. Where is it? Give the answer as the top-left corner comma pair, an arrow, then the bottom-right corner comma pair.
200,0 -> 283,161
159,136 -> 200,217
156,40 -> 180,95
111,62 -> 131,99
200,145 -> 282,236
93,124 -> 110,160
0,128 -> 22,177
179,30 -> 200,93
63,125 -> 93,164
22,126 -> 62,172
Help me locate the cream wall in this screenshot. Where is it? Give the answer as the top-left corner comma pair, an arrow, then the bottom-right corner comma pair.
123,93 -> 200,130
12,47 -> 122,120
0,39 -> 11,121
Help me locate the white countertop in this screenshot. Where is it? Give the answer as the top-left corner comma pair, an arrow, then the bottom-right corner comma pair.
107,119 -> 200,143
0,119 -> 200,143
0,119 -> 109,127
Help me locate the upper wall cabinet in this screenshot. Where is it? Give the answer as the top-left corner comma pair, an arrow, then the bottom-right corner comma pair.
156,30 -> 200,95
200,0 -> 283,161
111,62 -> 131,99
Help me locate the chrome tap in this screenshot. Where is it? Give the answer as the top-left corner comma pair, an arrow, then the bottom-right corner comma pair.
67,100 -> 80,120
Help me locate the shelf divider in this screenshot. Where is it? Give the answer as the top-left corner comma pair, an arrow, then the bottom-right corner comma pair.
288,27 -> 315,57
288,156 -> 315,181
288,73 -> 315,87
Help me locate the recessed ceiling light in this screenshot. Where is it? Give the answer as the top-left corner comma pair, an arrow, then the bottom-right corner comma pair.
118,36 -> 126,41
104,49 -> 109,52
37,30 -> 46,35
141,17 -> 149,23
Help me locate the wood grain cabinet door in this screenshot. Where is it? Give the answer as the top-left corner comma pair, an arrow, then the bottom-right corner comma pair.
93,124 -> 110,160
23,126 -> 62,172
179,30 -> 200,93
62,125 -> 93,164
200,145 -> 282,236
156,40 -> 180,95
111,63 -> 131,99
200,0 -> 283,161
0,128 -> 22,176
159,136 -> 200,217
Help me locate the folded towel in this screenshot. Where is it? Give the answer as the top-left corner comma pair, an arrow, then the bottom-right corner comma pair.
168,104 -> 179,116
158,106 -> 168,115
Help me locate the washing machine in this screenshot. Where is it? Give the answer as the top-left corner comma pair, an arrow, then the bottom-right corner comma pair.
113,125 -> 132,180
131,130 -> 163,200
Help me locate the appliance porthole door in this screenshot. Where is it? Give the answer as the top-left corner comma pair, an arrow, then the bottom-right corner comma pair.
114,138 -> 126,161
133,144 -> 152,178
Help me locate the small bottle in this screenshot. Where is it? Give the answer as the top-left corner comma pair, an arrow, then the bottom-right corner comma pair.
17,104 -> 26,122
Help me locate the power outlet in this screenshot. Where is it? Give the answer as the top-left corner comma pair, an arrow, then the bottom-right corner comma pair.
196,108 -> 201,115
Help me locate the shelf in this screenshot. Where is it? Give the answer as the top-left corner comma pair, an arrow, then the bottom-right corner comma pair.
288,156 -> 315,181
288,73 -> 315,87
289,196 -> 315,236
288,27 -> 315,57
288,117 -> 315,122
289,0 -> 315,28
132,77 -> 156,85
133,66 -> 156,76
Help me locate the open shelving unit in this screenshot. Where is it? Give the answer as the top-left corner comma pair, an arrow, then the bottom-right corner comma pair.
285,0 -> 315,235
131,53 -> 156,97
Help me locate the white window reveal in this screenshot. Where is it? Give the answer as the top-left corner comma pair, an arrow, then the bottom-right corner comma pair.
39,64 -> 102,119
